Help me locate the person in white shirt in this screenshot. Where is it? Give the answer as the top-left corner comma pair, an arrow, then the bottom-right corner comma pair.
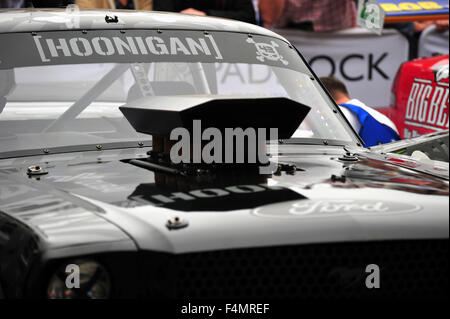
320,76 -> 400,147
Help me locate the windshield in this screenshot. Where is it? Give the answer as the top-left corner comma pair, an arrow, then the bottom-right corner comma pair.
0,30 -> 356,158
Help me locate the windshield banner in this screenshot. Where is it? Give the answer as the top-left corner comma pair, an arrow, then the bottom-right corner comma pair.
0,30 -> 308,74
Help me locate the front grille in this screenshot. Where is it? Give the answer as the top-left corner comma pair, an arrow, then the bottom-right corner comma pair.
141,240 -> 448,299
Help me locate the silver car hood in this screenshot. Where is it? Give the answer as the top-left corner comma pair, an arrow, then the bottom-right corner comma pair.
0,146 -> 448,254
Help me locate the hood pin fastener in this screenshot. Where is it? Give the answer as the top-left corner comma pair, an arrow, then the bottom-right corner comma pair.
105,15 -> 119,23
27,166 -> 48,177
166,217 -> 189,230
331,175 -> 346,183
338,152 -> 359,162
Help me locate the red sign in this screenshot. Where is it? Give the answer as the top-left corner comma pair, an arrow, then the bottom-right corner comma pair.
385,55 -> 449,139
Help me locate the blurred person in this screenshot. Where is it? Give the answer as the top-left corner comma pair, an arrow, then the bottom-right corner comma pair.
31,0 -> 73,6
258,0 -> 285,28
0,0 -> 29,7
154,0 -> 256,24
1,1 -> 75,10
434,19 -> 450,32
76,0 -> 152,10
259,0 -> 356,31
320,77 -> 400,147
384,20 -> 448,60
252,0 -> 262,26
415,19 -> 449,33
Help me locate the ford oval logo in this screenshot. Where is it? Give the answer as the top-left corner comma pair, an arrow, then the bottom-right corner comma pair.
252,199 -> 421,218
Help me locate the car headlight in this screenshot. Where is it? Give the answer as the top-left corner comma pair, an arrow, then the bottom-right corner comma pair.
47,260 -> 111,299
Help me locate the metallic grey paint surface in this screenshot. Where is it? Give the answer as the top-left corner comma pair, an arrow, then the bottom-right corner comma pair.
371,131 -> 449,163
0,150 -> 139,252
0,146 -> 448,255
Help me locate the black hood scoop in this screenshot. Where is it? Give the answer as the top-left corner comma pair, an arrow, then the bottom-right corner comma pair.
118,95 -> 311,211
119,95 -> 311,139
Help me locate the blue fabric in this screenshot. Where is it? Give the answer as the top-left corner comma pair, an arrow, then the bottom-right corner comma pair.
340,103 -> 401,147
